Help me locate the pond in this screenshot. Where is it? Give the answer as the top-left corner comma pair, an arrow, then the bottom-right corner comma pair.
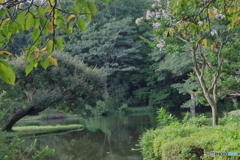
18,112 -> 157,160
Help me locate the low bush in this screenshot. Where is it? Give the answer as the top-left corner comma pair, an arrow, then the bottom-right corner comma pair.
139,108 -> 240,160
0,133 -> 54,160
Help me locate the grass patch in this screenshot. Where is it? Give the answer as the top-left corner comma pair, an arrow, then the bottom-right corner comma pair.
12,124 -> 85,136
20,113 -> 80,121
128,106 -> 155,114
228,110 -> 240,116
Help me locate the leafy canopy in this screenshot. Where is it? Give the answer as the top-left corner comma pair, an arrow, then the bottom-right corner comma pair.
138,0 -> 240,104
0,0 -> 111,84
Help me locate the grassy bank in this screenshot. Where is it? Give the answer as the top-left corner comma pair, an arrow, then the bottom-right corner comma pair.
12,124 -> 85,136
139,110 -> 240,160
127,106 -> 155,114
228,110 -> 240,116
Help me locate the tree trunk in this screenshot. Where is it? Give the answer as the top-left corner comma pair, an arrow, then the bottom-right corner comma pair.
190,93 -> 196,113
211,104 -> 218,126
2,106 -> 44,131
191,45 -> 219,126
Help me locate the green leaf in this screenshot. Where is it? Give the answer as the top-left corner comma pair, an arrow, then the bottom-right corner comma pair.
34,38 -> 43,46
67,7 -> 78,14
103,0 -> 110,5
1,18 -> 10,28
85,14 -> 92,22
43,21 -> 50,35
9,22 -> 19,34
59,25 -> 71,34
189,23 -> 197,36
34,18 -> 40,28
0,35 -> 5,41
32,29 -> 41,41
39,17 -> 48,28
87,2 -> 98,15
25,62 -> 34,75
0,9 -> 6,18
47,56 -> 58,66
25,14 -> 35,30
55,16 -> 65,26
76,18 -> 86,32
37,7 -> 45,17
0,59 -> 15,84
68,21 -> 74,33
54,37 -> 64,50
47,39 -> 53,54
16,12 -> 25,26
40,58 -> 50,70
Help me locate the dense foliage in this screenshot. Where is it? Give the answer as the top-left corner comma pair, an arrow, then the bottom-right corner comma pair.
139,109 -> 240,160
0,0 -> 111,84
60,0 -> 191,110
137,0 -> 240,125
0,52 -> 107,130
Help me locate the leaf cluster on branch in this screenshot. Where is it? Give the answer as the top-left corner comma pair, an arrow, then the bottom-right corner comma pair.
0,0 -> 111,84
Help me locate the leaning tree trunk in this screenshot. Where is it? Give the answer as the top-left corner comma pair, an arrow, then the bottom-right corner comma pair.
2,106 -> 44,131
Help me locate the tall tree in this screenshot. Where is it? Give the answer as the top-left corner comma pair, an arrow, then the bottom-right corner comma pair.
138,0 -> 240,125
63,0 -> 154,107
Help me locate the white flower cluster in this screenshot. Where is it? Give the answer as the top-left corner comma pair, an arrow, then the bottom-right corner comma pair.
156,39 -> 165,51
151,1 -> 162,8
211,7 -> 226,19
146,9 -> 171,20
135,17 -> 143,25
146,10 -> 156,20
197,21 -> 203,26
152,22 -> 161,28
215,14 -> 226,19
145,1 -> 171,20
210,30 -> 218,36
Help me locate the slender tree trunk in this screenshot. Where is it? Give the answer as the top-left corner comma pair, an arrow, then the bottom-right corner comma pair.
190,93 -> 196,113
192,45 -> 219,126
2,106 -> 44,131
211,104 -> 218,126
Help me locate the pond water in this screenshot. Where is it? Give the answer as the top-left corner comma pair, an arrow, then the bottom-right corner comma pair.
18,112 -> 157,160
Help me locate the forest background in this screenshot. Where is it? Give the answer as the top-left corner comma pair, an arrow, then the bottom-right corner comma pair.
0,0 -> 240,131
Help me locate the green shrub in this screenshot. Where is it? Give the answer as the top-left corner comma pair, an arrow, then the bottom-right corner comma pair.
161,137 -> 203,160
0,133 -> 54,160
139,129 -> 160,160
139,114 -> 240,160
156,108 -> 178,127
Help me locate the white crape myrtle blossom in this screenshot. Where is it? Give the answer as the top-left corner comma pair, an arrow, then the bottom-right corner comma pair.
216,13 -> 226,19
197,21 -> 203,26
155,11 -> 161,18
156,39 -> 165,51
146,10 -> 156,20
135,17 -> 143,25
213,7 -> 218,13
152,22 -> 161,28
152,3 -> 157,8
145,0 -> 172,21
161,9 -> 171,18
210,30 -> 218,36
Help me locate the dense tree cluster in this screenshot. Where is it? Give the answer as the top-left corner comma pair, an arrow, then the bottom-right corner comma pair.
1,0 -> 239,131
1,52 -> 107,131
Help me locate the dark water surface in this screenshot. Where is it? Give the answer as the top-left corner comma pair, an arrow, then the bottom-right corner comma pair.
19,113 -> 157,160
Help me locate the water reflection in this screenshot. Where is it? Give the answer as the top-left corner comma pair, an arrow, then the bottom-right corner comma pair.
20,113 -> 157,160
